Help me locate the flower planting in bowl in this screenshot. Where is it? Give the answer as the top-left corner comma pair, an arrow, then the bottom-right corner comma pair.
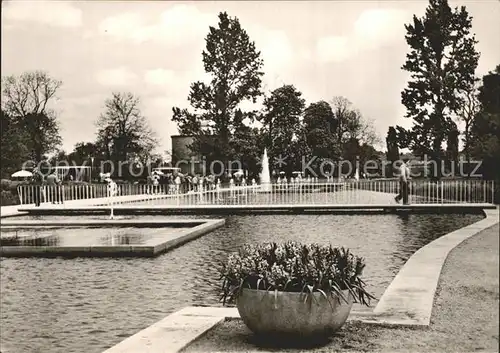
219,242 -> 374,340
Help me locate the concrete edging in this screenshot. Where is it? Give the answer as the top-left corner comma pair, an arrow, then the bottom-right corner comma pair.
100,208 -> 499,352
369,208 -> 499,326
17,203 -> 496,216
0,219 -> 225,257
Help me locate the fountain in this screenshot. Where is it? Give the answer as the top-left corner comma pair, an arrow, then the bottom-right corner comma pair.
106,177 -> 118,220
260,148 -> 272,192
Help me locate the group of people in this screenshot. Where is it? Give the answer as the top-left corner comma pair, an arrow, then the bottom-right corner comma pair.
29,168 -> 63,207
146,172 -> 220,194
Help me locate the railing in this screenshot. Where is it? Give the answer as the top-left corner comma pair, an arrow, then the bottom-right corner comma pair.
16,179 -> 496,207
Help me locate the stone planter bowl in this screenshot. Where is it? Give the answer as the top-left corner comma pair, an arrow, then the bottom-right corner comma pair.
236,288 -> 353,338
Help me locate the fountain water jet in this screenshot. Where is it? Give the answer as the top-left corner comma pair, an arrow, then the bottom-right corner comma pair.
106,177 -> 118,219
260,148 -> 272,192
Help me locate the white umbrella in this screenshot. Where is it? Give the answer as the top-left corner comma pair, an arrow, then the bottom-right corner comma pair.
234,170 -> 244,177
11,170 -> 32,178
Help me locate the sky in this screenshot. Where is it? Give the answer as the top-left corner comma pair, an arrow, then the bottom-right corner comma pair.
2,0 -> 499,156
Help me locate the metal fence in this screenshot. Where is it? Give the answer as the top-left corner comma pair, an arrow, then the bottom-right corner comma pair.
17,179 -> 496,207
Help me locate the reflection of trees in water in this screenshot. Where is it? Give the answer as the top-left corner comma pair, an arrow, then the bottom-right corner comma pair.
100,232 -> 146,245
0,229 -> 60,246
390,213 -> 483,274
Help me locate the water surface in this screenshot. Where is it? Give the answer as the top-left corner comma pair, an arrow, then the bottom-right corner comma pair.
0,212 -> 483,353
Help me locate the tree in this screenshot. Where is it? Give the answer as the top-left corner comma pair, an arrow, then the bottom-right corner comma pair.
386,126 -> 400,177
258,84 -> 305,164
68,142 -> 99,166
1,71 -> 62,117
456,78 -> 480,174
23,112 -> 62,162
0,110 -> 29,178
330,96 -> 379,152
96,92 -> 157,163
445,122 -> 459,173
1,71 -> 63,161
303,101 -> 338,173
172,12 -> 264,164
470,65 -> 500,181
399,0 -> 479,178
231,123 -> 264,178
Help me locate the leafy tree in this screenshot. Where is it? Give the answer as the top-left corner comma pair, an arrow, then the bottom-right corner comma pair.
0,110 -> 29,178
172,12 -> 264,164
286,128 -> 312,176
231,122 -> 264,178
68,142 -> 99,166
303,101 -> 337,173
456,79 -> 480,174
342,137 -> 361,177
470,65 -> 500,181
398,0 -> 479,178
23,112 -> 62,162
1,71 -> 63,161
258,84 -> 305,163
96,92 -> 157,163
386,126 -> 400,177
445,122 -> 459,173
330,96 -> 379,153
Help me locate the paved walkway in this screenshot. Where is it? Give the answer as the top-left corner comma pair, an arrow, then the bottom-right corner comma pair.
0,205 -> 25,218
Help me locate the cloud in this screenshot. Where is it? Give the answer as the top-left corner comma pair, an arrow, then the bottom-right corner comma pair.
98,12 -> 144,39
98,4 -> 215,45
354,9 -> 408,46
2,1 -> 83,28
316,36 -> 353,63
95,67 -> 138,87
316,8 -> 409,63
144,68 -> 177,87
247,26 -> 293,74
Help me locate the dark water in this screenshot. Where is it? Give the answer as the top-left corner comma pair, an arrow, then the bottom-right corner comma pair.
0,213 -> 483,353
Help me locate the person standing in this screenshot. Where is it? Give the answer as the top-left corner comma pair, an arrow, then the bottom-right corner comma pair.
395,158 -> 411,205
31,168 -> 44,207
152,171 -> 160,194
46,171 -> 57,204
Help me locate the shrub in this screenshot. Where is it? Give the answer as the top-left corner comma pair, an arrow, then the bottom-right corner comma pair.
1,179 -> 11,192
219,242 -> 374,306
1,190 -> 19,206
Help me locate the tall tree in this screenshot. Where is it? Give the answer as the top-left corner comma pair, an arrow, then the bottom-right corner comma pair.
330,96 -> 379,151
1,71 -> 63,161
386,126 -> 400,177
96,92 -> 157,163
399,0 -> 479,178
470,65 -> 500,181
172,12 -> 264,164
445,122 -> 459,173
303,101 -> 338,174
0,110 -> 29,178
456,78 -> 480,174
258,84 -> 305,164
23,112 -> 62,162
